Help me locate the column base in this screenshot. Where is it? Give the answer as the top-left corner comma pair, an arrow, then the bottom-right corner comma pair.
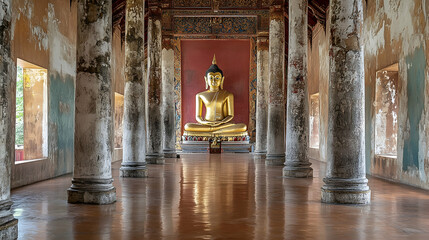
0,219 -> 18,240
163,151 -> 179,159
68,178 -> 116,204
120,163 -> 148,178
252,151 -> 267,160
321,177 -> 371,204
146,154 -> 165,164
0,200 -> 18,240
283,162 -> 313,178
265,154 -> 285,166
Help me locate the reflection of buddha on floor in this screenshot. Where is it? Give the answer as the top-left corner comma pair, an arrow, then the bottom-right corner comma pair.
183,55 -> 248,139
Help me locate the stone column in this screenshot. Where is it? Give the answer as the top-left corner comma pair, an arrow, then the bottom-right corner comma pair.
321,0 -> 370,204
254,36 -> 269,157
146,6 -> 164,164
120,0 -> 147,177
68,0 -> 116,204
283,0 -> 313,177
0,1 -> 18,238
266,5 -> 286,165
161,37 -> 177,158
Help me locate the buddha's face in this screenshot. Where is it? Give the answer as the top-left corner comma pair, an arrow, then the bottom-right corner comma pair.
205,72 -> 224,89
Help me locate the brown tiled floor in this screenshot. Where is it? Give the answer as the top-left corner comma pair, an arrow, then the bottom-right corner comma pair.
11,154 -> 429,239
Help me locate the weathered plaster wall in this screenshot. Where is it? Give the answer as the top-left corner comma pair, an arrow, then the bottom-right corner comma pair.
112,25 -> 125,163
10,0 -> 76,188
363,0 -> 429,188
112,27 -> 125,95
9,0 -> 125,187
308,23 -> 329,162
114,93 -> 124,149
309,0 -> 429,189
309,93 -> 319,149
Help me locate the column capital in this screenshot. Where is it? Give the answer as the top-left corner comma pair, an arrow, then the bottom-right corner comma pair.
270,5 -> 285,21
126,0 -> 144,10
162,36 -> 174,50
149,6 -> 162,19
257,31 -> 269,38
257,37 -> 269,51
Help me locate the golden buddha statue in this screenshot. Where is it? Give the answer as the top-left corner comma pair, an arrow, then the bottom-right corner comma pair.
183,55 -> 248,140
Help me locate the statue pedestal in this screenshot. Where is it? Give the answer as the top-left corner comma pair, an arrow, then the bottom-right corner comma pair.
209,139 -> 222,154
181,136 -> 251,153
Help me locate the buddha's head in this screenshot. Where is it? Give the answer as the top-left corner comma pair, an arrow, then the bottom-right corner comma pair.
205,55 -> 224,90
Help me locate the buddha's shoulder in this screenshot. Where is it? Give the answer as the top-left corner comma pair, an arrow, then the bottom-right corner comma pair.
197,90 -> 232,97
220,90 -> 233,97
196,91 -> 208,97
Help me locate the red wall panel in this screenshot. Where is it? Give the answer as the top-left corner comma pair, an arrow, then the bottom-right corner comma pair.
181,39 -> 250,134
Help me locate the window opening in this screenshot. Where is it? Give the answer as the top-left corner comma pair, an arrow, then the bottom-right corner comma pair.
114,92 -> 124,149
309,93 -> 320,149
15,59 -> 48,162
375,63 -> 399,156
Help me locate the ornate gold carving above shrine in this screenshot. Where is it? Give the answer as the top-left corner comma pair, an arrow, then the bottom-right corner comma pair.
161,0 -> 272,38
111,0 -> 329,41
171,0 -> 262,9
165,15 -> 263,38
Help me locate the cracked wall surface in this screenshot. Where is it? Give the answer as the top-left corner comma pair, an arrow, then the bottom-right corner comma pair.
10,0 -> 124,188
10,0 -> 77,187
309,0 -> 429,189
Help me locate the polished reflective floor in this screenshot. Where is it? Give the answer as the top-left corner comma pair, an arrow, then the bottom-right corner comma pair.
11,154 -> 429,239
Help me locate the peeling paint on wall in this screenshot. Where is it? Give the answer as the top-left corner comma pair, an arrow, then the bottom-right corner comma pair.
308,23 -> 329,162
11,0 -> 77,187
30,25 -> 48,51
375,70 -> 398,155
49,73 -> 74,176
364,0 -> 428,187
310,0 -> 429,188
403,47 -> 426,171
47,1 -> 75,177
47,3 -> 75,77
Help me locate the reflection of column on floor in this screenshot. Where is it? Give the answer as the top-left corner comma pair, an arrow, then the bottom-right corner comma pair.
254,161 -> 268,239
321,0 -> 370,204
246,159 -> 257,233
68,0 -> 116,205
120,177 -> 146,239
283,174 -> 311,239
146,6 -> 164,164
266,5 -> 286,166
143,163 -> 165,239
121,0 -> 148,178
266,163 -> 285,238
161,162 -> 181,235
0,0 -> 18,238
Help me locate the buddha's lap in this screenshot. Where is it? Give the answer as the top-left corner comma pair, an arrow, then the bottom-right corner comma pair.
184,122 -> 246,132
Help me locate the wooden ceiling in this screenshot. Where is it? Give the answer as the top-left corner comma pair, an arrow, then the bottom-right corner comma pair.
112,0 -> 329,40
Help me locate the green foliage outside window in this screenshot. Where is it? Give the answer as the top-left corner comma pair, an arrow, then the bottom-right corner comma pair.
16,66 -> 24,146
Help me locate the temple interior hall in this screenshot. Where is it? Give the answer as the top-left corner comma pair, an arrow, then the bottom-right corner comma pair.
1,0 -> 429,239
